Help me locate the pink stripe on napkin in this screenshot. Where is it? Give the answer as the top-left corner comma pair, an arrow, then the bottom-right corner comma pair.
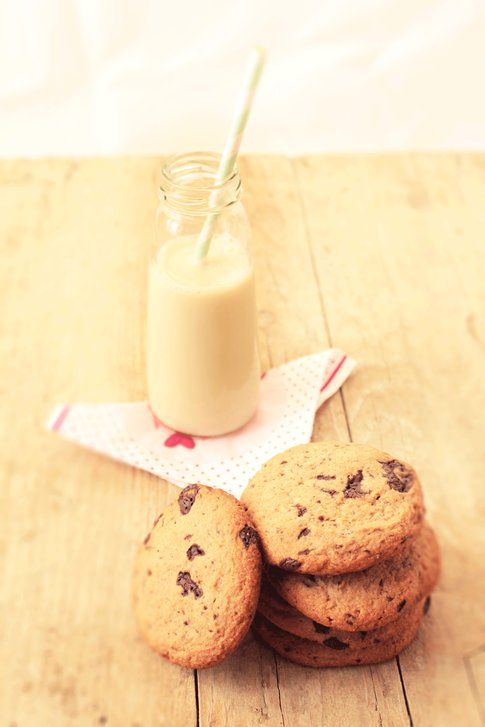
320,355 -> 347,392
50,404 -> 71,432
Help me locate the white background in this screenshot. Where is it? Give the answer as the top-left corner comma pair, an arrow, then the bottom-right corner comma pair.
1,0 -> 484,156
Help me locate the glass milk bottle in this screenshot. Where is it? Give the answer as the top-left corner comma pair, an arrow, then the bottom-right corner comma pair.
146,152 -> 260,436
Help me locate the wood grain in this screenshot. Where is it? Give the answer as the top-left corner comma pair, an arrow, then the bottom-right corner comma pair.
294,153 -> 485,727
198,156 -> 402,726
0,159 -> 196,727
1,154 -> 483,726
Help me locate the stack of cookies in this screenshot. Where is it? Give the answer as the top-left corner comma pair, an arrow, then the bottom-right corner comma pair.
132,441 -> 440,670
241,441 -> 440,667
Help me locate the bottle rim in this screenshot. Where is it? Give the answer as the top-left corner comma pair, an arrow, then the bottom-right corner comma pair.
160,151 -> 239,194
159,152 -> 242,216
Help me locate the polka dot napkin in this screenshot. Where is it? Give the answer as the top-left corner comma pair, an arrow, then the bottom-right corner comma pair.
47,349 -> 355,498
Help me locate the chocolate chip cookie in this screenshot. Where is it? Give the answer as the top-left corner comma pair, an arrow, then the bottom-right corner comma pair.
133,484 -> 262,669
268,522 -> 440,631
252,609 -> 423,668
241,441 -> 425,575
258,579 -> 430,650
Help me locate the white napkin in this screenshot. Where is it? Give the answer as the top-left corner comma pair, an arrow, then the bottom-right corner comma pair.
47,349 -> 355,498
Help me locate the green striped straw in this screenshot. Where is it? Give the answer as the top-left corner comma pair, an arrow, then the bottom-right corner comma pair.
195,46 -> 265,262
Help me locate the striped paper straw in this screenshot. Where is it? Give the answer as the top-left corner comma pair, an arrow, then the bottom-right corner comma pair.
195,46 -> 265,262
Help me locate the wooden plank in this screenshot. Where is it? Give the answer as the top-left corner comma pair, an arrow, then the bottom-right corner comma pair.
277,659 -> 410,727
197,638 -> 285,727
294,153 -> 485,727
0,159 -> 197,727
196,155 -> 409,727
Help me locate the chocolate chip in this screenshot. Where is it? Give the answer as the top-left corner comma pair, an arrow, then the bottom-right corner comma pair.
239,525 -> 258,548
318,515 -> 326,522
178,485 -> 200,514
176,571 -> 203,598
386,595 -> 394,602
359,631 -> 367,639
321,488 -> 337,496
313,621 -> 331,634
423,596 -> 432,615
379,579 -> 384,588
397,599 -> 407,612
184,534 -> 193,540
295,504 -> 307,517
279,558 -> 301,571
379,460 -> 414,492
323,637 -> 349,650
316,474 -> 336,480
297,528 -> 310,539
280,460 -> 288,465
143,533 -> 150,545
298,548 -> 310,555
186,544 -> 205,560
344,470 -> 366,498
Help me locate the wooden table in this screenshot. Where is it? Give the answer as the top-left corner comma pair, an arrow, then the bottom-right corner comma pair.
1,155 -> 484,727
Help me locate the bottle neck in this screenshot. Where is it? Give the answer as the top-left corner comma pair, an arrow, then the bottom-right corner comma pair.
159,152 -> 241,216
